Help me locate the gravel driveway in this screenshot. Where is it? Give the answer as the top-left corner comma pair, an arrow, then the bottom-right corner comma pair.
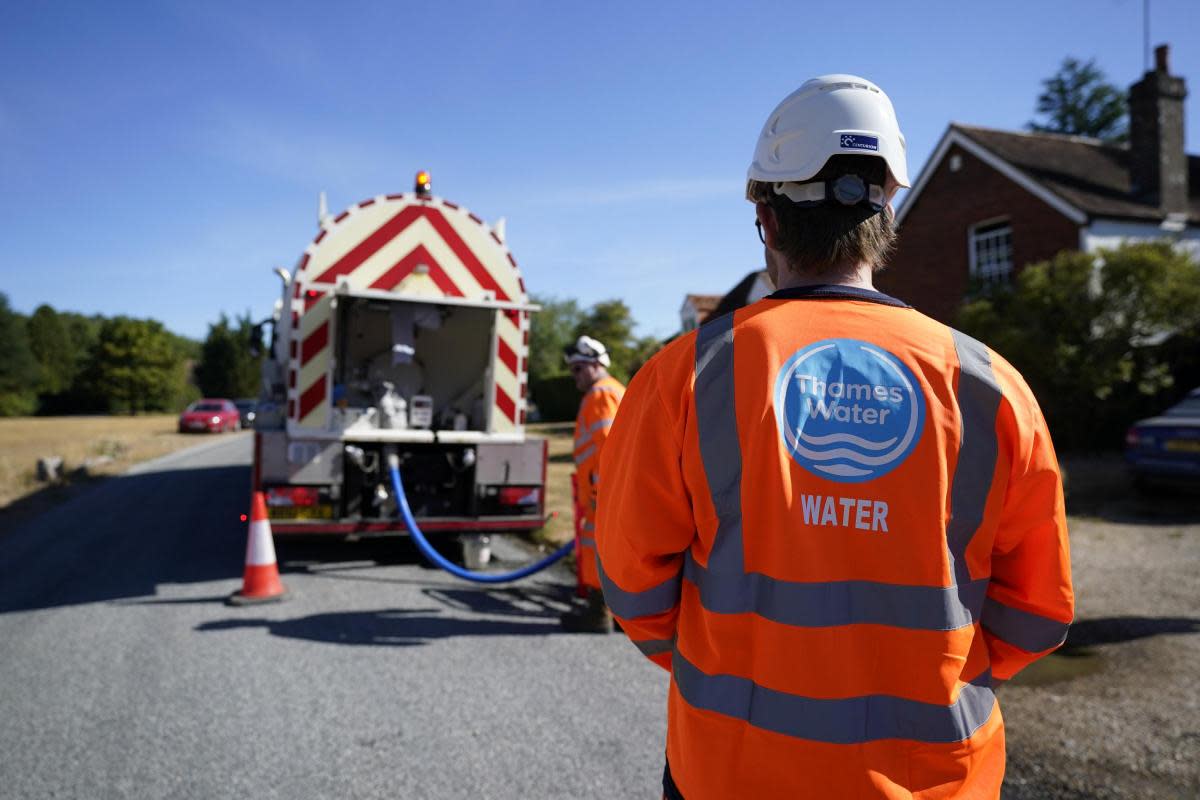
1000,457 -> 1199,799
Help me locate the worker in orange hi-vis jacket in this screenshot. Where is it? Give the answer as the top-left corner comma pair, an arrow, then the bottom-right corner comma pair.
595,74 -> 1073,800
560,335 -> 626,633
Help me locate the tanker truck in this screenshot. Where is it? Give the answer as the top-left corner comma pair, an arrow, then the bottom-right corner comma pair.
250,173 -> 545,564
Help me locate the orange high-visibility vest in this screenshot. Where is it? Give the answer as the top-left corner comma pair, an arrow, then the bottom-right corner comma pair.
574,374 -> 625,589
596,286 -> 1073,799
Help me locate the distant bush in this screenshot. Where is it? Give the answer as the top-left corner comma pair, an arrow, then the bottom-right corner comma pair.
530,375 -> 579,423
0,294 -> 39,416
957,241 -> 1200,451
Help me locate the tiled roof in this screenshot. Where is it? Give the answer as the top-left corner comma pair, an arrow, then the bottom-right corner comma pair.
954,124 -> 1200,224
684,294 -> 723,315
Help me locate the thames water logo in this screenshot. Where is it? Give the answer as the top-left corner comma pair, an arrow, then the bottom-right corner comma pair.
774,338 -> 925,483
839,134 -> 879,152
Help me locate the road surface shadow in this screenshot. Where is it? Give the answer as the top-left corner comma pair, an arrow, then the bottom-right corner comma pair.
423,584 -> 573,618
276,536 -> 434,569
1062,615 -> 1200,650
1062,455 -> 1200,525
0,465 -> 251,615
1010,616 -> 1200,688
196,607 -> 562,646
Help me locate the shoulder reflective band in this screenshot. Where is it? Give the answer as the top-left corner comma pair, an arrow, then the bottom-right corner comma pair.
574,445 -> 597,466
673,651 -> 996,745
694,312 -> 745,574
982,596 -> 1071,653
598,556 -> 683,620
633,637 -> 676,657
575,417 -> 615,449
947,330 -> 1002,589
587,384 -> 623,397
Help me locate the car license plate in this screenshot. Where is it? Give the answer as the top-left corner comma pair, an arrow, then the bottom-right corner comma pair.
269,504 -> 334,520
1164,439 -> 1200,453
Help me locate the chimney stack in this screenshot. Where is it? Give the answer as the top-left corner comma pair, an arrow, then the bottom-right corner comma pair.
1128,44 -> 1188,217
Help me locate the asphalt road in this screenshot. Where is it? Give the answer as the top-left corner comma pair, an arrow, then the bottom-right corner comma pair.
0,435 -> 669,800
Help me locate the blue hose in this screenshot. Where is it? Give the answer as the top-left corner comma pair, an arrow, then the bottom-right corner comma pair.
387,458 -> 574,584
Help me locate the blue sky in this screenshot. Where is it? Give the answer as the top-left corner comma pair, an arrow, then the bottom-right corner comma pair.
2,1 -> 1198,341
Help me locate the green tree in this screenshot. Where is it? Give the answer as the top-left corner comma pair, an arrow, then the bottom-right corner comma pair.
0,294 -> 38,416
193,313 -> 262,399
83,316 -> 186,414
958,241 -> 1200,450
27,304 -> 77,396
1028,57 -> 1127,142
572,298 -> 654,383
39,311 -> 106,414
528,295 -> 582,383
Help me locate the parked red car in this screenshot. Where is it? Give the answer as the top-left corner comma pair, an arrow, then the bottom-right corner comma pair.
178,399 -> 241,433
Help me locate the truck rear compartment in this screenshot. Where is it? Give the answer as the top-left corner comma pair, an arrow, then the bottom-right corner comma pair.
256,433 -> 546,535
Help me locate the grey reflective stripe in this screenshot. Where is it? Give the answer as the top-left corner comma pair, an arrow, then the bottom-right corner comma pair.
575,417 -> 615,449
633,638 -> 675,657
581,520 -> 595,532
688,320 -> 1001,633
694,313 -> 744,574
574,445 -> 597,465
598,558 -> 683,619
587,385 -> 624,397
681,320 -> 1006,745
684,554 -> 986,631
982,596 -> 1070,652
578,536 -> 596,550
673,651 -> 996,745
947,331 -> 1002,588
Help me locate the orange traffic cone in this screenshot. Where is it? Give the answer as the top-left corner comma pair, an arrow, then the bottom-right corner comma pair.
228,491 -> 288,605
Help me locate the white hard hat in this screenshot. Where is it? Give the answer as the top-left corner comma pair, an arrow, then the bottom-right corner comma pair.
747,75 -> 909,201
564,335 -> 611,368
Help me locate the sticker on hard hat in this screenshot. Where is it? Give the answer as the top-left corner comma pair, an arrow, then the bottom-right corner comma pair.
839,134 -> 879,152
774,338 -> 925,483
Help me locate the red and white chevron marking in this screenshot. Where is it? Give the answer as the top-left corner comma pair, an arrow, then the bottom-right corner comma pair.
286,195 -> 529,432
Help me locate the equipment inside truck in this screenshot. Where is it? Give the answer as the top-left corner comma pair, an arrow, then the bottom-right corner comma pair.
333,296 -> 494,433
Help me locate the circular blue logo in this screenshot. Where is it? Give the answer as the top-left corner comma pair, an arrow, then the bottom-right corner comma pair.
774,338 -> 926,483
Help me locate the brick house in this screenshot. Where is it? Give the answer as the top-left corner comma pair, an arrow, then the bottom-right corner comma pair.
878,45 -> 1200,323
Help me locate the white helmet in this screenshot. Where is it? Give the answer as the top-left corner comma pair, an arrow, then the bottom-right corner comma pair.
746,75 -> 909,203
564,335 -> 611,368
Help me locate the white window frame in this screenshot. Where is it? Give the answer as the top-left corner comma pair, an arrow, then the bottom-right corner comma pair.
968,217 -> 1014,284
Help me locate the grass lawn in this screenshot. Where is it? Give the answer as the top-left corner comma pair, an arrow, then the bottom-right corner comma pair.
527,421 -> 577,547
0,415 -> 224,512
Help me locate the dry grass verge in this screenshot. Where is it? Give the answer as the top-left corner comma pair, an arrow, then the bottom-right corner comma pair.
527,422 -> 577,548
0,415 -> 225,521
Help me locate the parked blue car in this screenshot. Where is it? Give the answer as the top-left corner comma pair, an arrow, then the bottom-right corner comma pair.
1125,387 -> 1200,486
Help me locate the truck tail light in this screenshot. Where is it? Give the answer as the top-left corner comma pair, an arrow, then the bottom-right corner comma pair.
498,487 -> 539,508
266,486 -> 320,507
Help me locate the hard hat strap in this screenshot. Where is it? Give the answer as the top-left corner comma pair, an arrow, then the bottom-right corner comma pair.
772,177 -> 885,212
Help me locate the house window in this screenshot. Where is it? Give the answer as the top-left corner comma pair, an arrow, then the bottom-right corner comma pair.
969,220 -> 1013,283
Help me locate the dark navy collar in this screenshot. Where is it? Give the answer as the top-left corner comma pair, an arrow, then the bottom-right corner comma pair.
766,283 -> 910,308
